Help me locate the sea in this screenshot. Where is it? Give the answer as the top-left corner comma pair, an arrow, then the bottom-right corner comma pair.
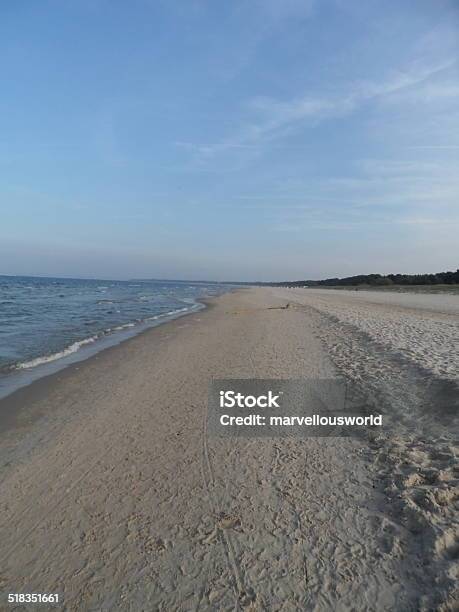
0,275 -> 232,399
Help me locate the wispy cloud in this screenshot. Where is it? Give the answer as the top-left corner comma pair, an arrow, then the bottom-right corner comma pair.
408,145 -> 459,150
272,216 -> 459,233
177,58 -> 457,160
396,217 -> 459,226
245,150 -> 459,236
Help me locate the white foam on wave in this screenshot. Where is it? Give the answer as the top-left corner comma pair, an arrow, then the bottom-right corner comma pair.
15,336 -> 99,370
111,322 -> 136,331
145,306 -> 192,321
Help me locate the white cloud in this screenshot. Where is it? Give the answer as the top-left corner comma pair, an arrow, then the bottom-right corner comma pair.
409,145 -> 459,149
178,58 -> 457,159
397,217 -> 459,226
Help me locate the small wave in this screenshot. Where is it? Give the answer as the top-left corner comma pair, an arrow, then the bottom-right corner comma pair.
112,322 -> 136,331
145,306 -> 190,321
14,336 -> 99,369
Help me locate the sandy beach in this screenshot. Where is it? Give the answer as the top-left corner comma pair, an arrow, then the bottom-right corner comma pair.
0,287 -> 457,611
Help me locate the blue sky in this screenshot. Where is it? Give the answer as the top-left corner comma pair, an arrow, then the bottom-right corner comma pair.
1,0 -> 458,281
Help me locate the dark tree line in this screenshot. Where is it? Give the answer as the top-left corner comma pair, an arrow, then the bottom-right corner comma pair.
263,269 -> 459,288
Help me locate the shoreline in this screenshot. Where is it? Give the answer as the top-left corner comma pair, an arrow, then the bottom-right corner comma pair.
0,296 -> 216,404
0,296 -> 218,439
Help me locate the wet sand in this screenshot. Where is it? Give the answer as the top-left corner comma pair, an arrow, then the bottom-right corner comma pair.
0,288 -> 457,610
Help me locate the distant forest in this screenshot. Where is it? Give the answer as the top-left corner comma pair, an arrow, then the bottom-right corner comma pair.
264,269 -> 459,288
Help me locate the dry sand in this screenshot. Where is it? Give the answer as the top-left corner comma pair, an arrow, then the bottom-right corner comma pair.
0,288 -> 457,611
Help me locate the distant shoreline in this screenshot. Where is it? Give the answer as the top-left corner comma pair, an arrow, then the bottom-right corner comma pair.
300,284 -> 459,294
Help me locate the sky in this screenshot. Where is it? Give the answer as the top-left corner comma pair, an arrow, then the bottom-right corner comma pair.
0,0 -> 458,281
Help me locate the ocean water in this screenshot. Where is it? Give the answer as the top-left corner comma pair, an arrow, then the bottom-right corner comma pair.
0,275 -> 230,398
